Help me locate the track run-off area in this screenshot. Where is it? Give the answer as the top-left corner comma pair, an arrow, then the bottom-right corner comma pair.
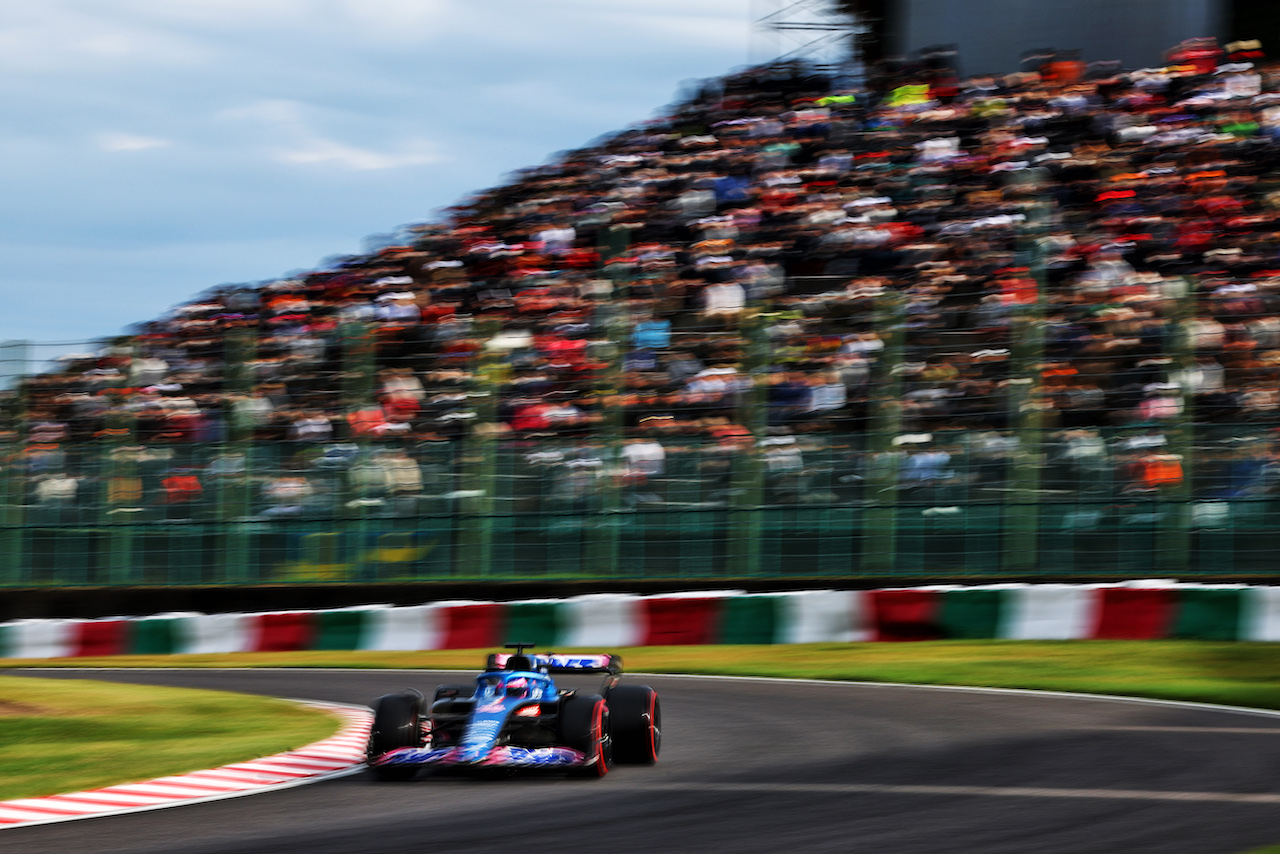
5,668 -> 1280,853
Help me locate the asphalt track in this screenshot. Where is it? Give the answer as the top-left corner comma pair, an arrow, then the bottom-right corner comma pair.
6,668 -> 1280,854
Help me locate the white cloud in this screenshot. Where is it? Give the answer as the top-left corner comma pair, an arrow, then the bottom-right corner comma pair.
218,99 -> 444,171
0,5 -> 213,73
280,138 -> 442,170
216,98 -> 308,127
96,132 -> 172,152
114,0 -> 312,27
330,0 -> 451,41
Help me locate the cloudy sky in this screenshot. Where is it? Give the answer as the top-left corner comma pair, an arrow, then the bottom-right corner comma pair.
1,0 -> 760,358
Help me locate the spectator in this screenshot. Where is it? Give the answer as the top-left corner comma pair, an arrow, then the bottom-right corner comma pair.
16,42 -> 1280,523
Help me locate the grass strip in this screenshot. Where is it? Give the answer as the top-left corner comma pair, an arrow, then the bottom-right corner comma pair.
0,676 -> 340,801
8,640 -> 1280,710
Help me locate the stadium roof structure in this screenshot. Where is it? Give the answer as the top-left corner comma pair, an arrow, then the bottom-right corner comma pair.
753,0 -> 867,72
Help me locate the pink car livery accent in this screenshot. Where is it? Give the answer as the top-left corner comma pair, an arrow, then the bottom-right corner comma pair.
374,745 -> 585,768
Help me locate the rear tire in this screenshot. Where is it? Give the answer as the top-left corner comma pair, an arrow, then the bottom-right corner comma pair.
559,693 -> 611,778
606,684 -> 660,764
368,692 -> 422,782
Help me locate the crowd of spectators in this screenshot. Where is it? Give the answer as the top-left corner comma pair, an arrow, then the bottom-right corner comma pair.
9,37 -> 1280,519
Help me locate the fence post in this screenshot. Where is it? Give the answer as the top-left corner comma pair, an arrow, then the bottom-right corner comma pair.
457,334 -> 499,579
1004,322 -> 1044,573
0,342 -> 30,585
584,302 -> 625,578
85,348 -> 139,585
1003,201 -> 1051,573
341,321 -> 376,410
0,434 -> 22,585
1159,275 -> 1196,572
102,439 -> 139,585
720,309 -> 768,577
863,289 -> 905,573
221,328 -> 257,583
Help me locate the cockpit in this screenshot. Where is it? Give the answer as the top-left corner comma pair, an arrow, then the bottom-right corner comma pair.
474,673 -> 544,701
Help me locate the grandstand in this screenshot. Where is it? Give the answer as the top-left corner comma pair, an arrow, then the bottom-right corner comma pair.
4,41 -> 1280,615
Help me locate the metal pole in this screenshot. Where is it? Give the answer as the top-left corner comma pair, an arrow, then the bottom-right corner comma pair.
862,289 -> 905,574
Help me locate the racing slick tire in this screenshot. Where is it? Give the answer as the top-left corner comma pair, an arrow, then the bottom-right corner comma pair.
368,691 -> 423,782
605,684 -> 660,764
559,693 -> 612,778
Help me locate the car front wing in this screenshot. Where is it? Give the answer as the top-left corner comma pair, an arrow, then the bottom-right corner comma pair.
371,745 -> 588,769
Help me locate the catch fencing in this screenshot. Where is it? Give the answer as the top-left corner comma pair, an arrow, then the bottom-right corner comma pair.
1,424 -> 1278,587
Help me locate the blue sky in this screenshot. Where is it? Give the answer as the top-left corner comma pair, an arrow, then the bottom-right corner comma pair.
1,1 -> 757,354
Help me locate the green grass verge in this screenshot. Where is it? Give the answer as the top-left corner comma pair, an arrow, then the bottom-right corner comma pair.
9,640 -> 1280,710
0,676 -> 340,801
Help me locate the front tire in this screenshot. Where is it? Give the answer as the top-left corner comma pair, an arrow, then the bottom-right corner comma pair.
368,691 -> 423,781
606,684 -> 660,764
559,693 -> 611,778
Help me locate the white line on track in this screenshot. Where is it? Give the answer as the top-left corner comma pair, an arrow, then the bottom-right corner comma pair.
1067,726 -> 1280,734
612,781 -> 1280,805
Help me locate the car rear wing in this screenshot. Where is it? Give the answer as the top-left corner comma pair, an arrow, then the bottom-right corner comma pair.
486,652 -> 623,676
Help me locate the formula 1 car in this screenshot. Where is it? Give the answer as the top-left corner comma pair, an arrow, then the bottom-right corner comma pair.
366,644 -> 660,780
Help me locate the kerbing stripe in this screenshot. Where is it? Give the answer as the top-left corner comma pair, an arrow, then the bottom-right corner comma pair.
0,809 -> 65,822
176,770 -> 290,784
42,794 -> 173,808
106,781 -> 251,796
0,701 -> 372,831
0,801 -> 109,816
150,774 -> 270,787
45,792 -> 172,806
240,756 -> 348,770
281,752 -> 354,763
215,765 -> 313,778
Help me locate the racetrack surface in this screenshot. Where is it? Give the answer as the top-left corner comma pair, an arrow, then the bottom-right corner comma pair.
6,668 -> 1280,853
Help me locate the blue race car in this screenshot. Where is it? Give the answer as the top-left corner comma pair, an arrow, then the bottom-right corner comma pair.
366,644 -> 660,780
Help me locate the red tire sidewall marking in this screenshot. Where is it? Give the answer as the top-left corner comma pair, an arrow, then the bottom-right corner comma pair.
594,699 -> 609,777
647,691 -> 659,763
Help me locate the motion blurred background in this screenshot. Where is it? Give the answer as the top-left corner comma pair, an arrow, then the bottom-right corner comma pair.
3,0 -> 1280,618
